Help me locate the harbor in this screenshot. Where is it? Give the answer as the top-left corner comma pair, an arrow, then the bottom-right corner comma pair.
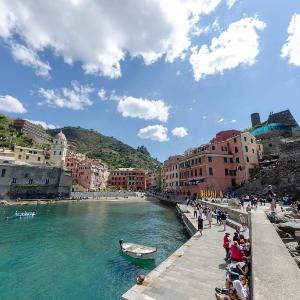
0,200 -> 187,299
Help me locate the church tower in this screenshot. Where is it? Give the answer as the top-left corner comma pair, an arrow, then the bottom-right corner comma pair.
50,131 -> 68,167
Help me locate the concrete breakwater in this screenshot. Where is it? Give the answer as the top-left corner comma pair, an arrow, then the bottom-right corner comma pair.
123,197 -> 300,300
122,204 -> 234,300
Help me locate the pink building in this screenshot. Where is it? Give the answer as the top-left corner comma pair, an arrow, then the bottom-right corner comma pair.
175,130 -> 260,197
76,159 -> 109,191
163,155 -> 183,192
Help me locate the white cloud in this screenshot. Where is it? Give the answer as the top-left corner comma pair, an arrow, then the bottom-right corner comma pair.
172,127 -> 188,137
98,88 -> 108,101
0,95 -> 27,113
0,0 -> 222,78
281,14 -> 300,67
38,81 -> 94,110
176,71 -> 181,76
189,17 -> 266,80
217,118 -> 224,123
117,96 -> 170,122
138,125 -> 169,142
227,0 -> 237,9
26,119 -> 57,129
202,115 -> 207,119
10,43 -> 51,77
231,119 -> 237,123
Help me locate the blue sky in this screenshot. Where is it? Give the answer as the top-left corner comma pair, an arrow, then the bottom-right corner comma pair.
0,0 -> 299,162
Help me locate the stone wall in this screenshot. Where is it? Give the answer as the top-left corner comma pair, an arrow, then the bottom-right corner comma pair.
0,163 -> 72,199
250,212 -> 300,299
236,139 -> 300,198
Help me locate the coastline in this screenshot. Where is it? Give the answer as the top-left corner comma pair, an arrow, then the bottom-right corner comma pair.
0,196 -> 160,206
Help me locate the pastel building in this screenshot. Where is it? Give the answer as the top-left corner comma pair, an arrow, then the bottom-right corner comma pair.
76,159 -> 109,191
163,155 -> 182,192
14,131 -> 68,168
173,130 -> 260,197
109,168 -> 146,191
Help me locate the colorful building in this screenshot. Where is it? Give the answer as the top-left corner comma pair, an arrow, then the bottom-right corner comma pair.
109,168 -> 146,191
76,159 -> 109,191
166,130 -> 260,197
14,131 -> 68,167
163,155 -> 182,192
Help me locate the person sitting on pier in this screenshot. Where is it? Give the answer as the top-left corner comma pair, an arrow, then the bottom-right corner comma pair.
230,241 -> 244,262
233,232 -> 240,244
215,278 -> 233,296
233,275 -> 249,300
227,256 -> 250,280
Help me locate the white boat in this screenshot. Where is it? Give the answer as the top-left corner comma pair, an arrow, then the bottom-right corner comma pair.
15,211 -> 36,218
119,240 -> 157,260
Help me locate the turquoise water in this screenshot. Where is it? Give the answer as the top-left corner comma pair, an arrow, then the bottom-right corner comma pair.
0,201 -> 187,299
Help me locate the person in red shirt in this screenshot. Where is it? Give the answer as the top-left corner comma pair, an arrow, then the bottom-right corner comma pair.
223,232 -> 231,261
230,241 -> 244,262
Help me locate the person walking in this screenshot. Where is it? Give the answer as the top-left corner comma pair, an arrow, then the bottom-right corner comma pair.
240,197 -> 245,211
239,214 -> 246,231
220,211 -> 227,231
193,205 -> 198,219
266,185 -> 276,212
197,215 -> 203,236
207,208 -> 212,228
223,232 -> 231,261
216,208 -> 221,225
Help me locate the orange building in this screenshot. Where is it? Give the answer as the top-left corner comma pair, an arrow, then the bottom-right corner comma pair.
109,168 -> 146,191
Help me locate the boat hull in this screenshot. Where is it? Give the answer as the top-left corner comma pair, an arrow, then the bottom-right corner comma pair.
120,241 -> 157,260
122,249 -> 156,260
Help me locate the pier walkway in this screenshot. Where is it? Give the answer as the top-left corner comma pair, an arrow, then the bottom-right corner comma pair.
122,205 -> 236,300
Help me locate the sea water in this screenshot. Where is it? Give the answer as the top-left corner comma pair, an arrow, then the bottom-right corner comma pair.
0,201 -> 188,299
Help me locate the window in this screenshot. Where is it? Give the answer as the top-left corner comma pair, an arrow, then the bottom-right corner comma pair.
245,146 -> 249,152
198,157 -> 202,164
18,155 -> 21,159
235,147 -> 238,153
20,149 -> 23,152
194,169 -> 197,176
28,178 -> 33,184
236,157 -> 240,163
26,155 -> 29,160
225,168 -> 229,176
37,157 -> 41,161
246,156 -> 249,163
1,169 -> 6,177
199,168 -> 202,176
224,157 -> 228,163
209,167 -> 213,175
45,178 -> 50,184
212,145 -> 216,151
54,151 -> 56,155
59,151 -> 62,155
244,136 -> 247,142
221,146 -> 224,151
234,138 -> 237,143
252,149 -> 255,154
251,138 -> 253,143
269,143 -> 272,148
230,158 -> 234,163
208,156 -> 212,163
12,177 -> 17,183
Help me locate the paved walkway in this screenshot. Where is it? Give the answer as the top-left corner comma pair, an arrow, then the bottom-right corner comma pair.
122,206 -> 235,300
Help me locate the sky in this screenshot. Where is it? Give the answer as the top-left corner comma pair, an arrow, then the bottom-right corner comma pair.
0,0 -> 300,162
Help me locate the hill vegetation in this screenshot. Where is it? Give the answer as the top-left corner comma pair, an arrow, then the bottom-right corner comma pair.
48,127 -> 161,169
0,114 -> 33,149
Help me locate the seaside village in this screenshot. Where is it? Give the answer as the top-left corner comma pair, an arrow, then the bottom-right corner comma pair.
0,109 -> 299,201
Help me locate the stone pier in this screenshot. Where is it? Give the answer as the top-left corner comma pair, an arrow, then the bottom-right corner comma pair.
122,204 -> 234,300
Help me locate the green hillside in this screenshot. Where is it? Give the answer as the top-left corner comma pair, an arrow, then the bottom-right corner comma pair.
0,114 -> 33,149
48,127 -> 161,170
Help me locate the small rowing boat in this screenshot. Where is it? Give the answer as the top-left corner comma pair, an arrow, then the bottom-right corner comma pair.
15,211 -> 36,218
119,239 -> 157,260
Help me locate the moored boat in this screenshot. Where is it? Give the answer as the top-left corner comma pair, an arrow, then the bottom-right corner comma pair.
119,239 -> 157,260
15,211 -> 36,218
